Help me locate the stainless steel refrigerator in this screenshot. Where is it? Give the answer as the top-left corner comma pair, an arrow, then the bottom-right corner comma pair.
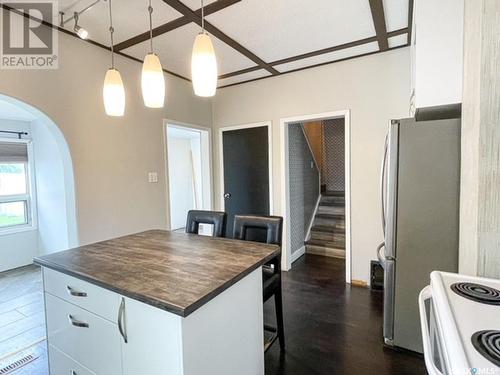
377,117 -> 460,353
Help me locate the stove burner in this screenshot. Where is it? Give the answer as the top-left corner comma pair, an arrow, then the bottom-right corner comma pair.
451,282 -> 500,305
472,330 -> 500,367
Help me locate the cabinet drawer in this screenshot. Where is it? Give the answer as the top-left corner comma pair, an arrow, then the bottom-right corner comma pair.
45,293 -> 122,375
43,268 -> 120,321
48,344 -> 95,375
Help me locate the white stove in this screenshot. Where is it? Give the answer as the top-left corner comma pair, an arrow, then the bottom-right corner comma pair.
419,271 -> 500,375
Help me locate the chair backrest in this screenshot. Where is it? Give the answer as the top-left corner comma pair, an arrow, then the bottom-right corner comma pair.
185,210 -> 227,238
233,215 -> 283,246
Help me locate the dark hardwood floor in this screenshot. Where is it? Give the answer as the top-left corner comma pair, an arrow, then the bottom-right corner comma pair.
264,254 -> 426,375
0,255 -> 425,374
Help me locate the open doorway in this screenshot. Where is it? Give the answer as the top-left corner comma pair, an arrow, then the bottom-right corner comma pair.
165,121 -> 212,234
0,94 -> 77,372
280,111 -> 351,283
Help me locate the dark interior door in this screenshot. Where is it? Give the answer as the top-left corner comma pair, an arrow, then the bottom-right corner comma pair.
222,126 -> 270,238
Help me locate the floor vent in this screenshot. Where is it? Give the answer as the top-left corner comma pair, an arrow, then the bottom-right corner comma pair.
0,354 -> 38,374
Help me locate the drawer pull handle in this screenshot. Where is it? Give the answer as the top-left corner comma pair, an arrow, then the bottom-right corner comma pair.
118,297 -> 128,343
68,315 -> 89,328
67,286 -> 87,297
70,371 -> 77,375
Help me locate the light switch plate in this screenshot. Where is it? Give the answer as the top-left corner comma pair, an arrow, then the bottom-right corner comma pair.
148,172 -> 158,183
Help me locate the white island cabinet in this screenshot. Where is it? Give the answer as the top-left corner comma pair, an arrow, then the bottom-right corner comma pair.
42,266 -> 264,375
36,231 -> 279,375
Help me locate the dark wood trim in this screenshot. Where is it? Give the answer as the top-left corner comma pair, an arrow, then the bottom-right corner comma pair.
407,0 -> 414,45
369,0 -> 389,51
115,0 -> 241,52
0,4 -> 191,82
220,28 -> 408,79
219,65 -> 261,79
271,36 -> 378,66
388,27 -> 408,38
218,45 -> 408,89
161,0 -> 279,75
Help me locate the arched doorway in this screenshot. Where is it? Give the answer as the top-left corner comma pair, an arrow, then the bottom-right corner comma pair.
0,93 -> 78,268
0,94 -> 78,370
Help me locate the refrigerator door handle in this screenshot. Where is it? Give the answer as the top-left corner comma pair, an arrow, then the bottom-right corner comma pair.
380,132 -> 389,236
376,242 -> 386,269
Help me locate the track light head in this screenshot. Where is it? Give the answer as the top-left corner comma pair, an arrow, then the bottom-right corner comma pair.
73,12 -> 88,39
74,25 -> 89,39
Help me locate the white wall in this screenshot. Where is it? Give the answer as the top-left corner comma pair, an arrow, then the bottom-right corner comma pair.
0,119 -> 38,271
0,25 -> 212,247
31,119 -> 71,255
212,48 -> 411,284
168,137 -> 196,230
190,136 -> 203,209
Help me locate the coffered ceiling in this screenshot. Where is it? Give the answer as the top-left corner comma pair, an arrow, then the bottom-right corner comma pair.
8,0 -> 413,88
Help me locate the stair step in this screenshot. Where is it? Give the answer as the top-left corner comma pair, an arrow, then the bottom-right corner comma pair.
305,239 -> 346,249
319,201 -> 345,207
314,214 -> 344,227
305,245 -> 346,259
315,213 -> 344,220
318,205 -> 345,215
311,225 -> 344,233
320,197 -> 345,205
310,231 -> 345,242
323,191 -> 345,197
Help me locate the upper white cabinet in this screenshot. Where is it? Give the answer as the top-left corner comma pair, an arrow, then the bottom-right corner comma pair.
410,0 -> 464,112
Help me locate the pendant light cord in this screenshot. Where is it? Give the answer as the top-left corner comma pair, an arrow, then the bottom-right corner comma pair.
108,0 -> 115,68
201,0 -> 205,33
148,0 -> 153,53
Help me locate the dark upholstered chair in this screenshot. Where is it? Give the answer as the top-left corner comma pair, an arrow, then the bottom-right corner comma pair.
233,215 -> 285,352
185,210 -> 227,238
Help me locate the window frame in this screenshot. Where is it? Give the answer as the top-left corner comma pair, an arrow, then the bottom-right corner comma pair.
0,138 -> 37,235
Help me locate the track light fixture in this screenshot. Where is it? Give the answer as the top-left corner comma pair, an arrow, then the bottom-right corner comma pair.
73,12 -> 89,40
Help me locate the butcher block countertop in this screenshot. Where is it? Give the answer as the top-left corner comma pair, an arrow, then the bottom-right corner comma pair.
34,230 -> 280,317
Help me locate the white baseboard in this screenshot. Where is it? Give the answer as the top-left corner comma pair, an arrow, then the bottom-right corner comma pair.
291,246 -> 306,264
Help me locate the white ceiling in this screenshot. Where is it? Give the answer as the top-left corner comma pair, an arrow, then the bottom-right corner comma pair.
206,0 -> 376,62
383,0 -> 409,32
55,0 -> 411,87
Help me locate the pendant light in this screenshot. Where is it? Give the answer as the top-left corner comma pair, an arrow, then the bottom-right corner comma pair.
191,0 -> 217,97
103,0 -> 125,116
141,0 -> 165,108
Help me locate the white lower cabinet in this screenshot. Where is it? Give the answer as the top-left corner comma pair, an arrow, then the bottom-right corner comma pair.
45,293 -> 122,375
121,297 -> 183,375
43,267 -> 264,375
48,345 -> 96,375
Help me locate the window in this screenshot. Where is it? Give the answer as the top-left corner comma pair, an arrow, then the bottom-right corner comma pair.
0,141 -> 35,232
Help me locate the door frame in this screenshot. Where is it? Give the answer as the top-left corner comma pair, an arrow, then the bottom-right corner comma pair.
280,110 -> 352,283
218,121 -> 274,215
163,119 -> 213,231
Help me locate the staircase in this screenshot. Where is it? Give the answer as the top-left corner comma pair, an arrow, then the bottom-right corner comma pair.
305,191 -> 346,258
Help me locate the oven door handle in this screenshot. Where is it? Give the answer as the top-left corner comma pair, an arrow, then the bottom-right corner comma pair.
419,286 -> 444,375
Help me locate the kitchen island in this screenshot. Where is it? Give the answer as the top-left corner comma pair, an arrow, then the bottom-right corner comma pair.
34,230 -> 280,375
